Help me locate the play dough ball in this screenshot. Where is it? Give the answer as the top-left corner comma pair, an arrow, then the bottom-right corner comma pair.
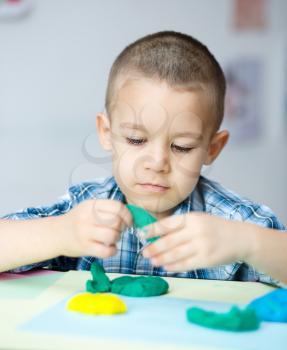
66,293 -> 127,315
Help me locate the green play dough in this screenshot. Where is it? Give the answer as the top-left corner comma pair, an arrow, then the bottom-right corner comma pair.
86,262 -> 169,297
126,204 -> 160,243
186,306 -> 259,332
111,275 -> 169,297
126,204 -> 157,228
86,262 -> 111,293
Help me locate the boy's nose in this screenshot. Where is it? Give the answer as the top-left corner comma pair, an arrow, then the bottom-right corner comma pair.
142,149 -> 170,173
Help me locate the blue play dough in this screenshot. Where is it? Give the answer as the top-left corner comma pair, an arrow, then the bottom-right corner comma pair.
248,288 -> 287,322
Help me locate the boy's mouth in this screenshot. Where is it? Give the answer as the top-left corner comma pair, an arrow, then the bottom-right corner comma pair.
139,183 -> 169,193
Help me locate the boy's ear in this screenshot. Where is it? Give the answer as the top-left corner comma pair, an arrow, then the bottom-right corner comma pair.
96,113 -> 112,151
204,130 -> 229,165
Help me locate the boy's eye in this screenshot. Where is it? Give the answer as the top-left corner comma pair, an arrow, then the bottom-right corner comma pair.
172,144 -> 193,153
126,137 -> 193,153
126,137 -> 146,145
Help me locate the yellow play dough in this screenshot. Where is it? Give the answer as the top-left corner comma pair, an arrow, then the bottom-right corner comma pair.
66,292 -> 127,315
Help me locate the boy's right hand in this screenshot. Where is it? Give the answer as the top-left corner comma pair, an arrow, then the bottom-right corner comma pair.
57,200 -> 133,258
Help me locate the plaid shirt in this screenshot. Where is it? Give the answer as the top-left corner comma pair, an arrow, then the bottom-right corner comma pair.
2,176 -> 285,284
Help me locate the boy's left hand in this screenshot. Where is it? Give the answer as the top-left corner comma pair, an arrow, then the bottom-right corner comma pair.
141,213 -> 248,272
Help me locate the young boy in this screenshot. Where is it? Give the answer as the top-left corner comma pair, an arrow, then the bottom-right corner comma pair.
0,31 -> 286,284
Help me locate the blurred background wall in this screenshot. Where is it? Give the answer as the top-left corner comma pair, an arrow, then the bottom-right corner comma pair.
0,0 -> 286,224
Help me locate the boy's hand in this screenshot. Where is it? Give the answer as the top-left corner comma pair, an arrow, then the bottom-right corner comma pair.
57,200 -> 133,258
141,213 -> 250,272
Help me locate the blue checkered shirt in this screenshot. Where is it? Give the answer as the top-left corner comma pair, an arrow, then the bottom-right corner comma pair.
2,176 -> 285,285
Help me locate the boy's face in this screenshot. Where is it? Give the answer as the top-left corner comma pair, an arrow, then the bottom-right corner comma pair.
97,78 -> 228,220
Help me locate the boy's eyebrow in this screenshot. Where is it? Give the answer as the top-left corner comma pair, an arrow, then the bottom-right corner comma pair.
120,122 -> 202,140
173,131 -> 202,140
119,122 -> 147,131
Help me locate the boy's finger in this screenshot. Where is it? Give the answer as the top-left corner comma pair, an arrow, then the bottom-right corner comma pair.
142,214 -> 186,239
91,227 -> 121,245
163,256 -> 199,272
118,205 -> 134,227
142,230 -> 189,258
88,241 -> 117,259
94,215 -> 121,231
149,242 -> 195,266
93,200 -> 133,227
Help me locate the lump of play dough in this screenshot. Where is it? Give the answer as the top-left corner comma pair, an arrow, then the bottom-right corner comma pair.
248,288 -> 287,322
186,306 -> 259,331
86,262 -> 111,293
86,262 -> 169,297
67,292 -> 127,315
126,203 -> 160,243
111,275 -> 169,297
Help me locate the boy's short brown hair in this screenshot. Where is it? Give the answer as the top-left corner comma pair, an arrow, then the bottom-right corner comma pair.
105,31 -> 226,132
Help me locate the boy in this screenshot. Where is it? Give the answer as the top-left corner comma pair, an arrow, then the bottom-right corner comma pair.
0,31 -> 286,284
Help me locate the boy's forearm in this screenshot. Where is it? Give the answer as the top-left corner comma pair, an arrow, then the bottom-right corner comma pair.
236,221 -> 287,284
0,217 -> 65,272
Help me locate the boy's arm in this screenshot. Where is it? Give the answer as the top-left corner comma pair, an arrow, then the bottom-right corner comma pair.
231,205 -> 287,285
0,191 -> 133,273
0,192 -> 75,273
0,216 -> 65,272
238,221 -> 287,285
